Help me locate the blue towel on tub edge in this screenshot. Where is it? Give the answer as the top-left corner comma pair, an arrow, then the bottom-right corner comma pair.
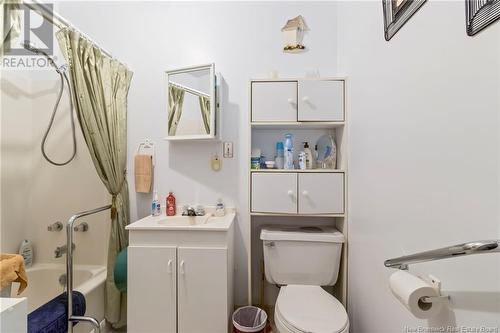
28,291 -> 86,333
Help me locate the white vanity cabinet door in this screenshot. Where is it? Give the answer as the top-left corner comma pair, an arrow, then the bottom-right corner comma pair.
128,246 -> 177,333
252,173 -> 297,214
298,80 -> 344,121
178,247 -> 228,333
298,173 -> 344,214
251,81 -> 297,122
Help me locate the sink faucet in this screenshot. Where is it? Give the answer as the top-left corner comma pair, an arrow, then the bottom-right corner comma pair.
54,243 -> 75,258
181,205 -> 205,216
182,206 -> 197,216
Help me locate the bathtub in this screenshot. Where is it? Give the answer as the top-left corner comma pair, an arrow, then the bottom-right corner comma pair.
12,263 -> 106,333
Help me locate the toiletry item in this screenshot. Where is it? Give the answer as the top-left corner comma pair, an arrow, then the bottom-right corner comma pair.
284,134 -> 294,170
275,142 -> 285,169
166,192 -> 176,216
316,134 -> 337,169
265,161 -> 276,169
151,190 -> 161,216
215,199 -> 226,217
303,142 -> 313,169
251,148 -> 261,169
298,152 -> 306,170
18,240 -> 33,268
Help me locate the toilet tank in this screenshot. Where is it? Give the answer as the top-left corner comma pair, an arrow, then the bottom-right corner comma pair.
260,225 -> 345,286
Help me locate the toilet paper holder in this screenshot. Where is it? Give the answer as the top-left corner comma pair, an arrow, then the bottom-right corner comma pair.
419,275 -> 449,304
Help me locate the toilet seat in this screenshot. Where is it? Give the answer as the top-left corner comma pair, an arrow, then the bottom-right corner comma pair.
275,285 -> 349,333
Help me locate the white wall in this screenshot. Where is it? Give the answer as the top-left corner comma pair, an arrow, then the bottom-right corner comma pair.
58,1 -> 339,304
338,1 -> 499,331
1,68 -> 110,265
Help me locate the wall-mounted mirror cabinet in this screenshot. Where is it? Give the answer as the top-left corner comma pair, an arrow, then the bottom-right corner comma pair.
165,63 -> 217,140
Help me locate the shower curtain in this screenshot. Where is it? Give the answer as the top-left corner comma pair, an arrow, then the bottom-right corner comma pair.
56,28 -> 132,328
0,0 -> 21,57
198,95 -> 211,134
168,84 -> 185,135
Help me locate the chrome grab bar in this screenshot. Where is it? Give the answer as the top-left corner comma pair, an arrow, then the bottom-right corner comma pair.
384,240 -> 500,270
66,205 -> 111,333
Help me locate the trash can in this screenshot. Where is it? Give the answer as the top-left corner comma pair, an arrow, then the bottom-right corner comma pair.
232,306 -> 268,333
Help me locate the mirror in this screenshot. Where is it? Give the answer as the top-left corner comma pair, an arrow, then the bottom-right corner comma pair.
166,64 -> 216,140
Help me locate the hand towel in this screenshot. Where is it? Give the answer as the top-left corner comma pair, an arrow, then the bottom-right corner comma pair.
0,253 -> 28,295
134,154 -> 153,193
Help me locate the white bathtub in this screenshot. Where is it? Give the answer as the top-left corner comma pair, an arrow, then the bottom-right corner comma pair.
12,263 -> 106,333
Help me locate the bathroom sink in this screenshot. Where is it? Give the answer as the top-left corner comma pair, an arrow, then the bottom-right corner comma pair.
156,215 -> 211,226
126,211 -> 235,231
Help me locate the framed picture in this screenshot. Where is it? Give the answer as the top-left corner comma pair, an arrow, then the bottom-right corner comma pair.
466,0 -> 500,36
383,0 -> 427,41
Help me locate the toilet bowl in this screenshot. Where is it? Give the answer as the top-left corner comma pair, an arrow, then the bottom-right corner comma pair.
260,225 -> 348,333
274,285 -> 349,333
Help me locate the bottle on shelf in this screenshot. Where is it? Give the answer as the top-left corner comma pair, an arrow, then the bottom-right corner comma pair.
275,142 -> 284,169
303,142 -> 313,169
166,192 -> 176,216
284,133 -> 294,170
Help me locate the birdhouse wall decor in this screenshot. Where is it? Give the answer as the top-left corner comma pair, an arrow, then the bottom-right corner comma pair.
281,15 -> 309,53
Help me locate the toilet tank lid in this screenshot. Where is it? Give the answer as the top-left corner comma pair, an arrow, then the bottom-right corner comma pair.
260,225 -> 345,243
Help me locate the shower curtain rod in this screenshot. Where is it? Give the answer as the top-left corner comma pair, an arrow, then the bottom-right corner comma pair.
22,0 -> 119,62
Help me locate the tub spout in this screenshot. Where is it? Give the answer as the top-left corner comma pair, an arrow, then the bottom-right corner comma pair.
55,243 -> 75,258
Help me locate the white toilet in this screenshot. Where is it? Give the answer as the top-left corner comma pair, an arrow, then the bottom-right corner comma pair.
260,225 -> 349,333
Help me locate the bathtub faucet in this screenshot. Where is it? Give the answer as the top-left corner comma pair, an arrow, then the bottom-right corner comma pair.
54,243 -> 75,258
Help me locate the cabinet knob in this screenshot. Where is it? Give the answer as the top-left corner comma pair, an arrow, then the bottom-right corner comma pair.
302,96 -> 310,102
287,190 -> 295,197
287,98 -> 295,104
302,190 -> 309,197
180,260 -> 185,275
167,259 -> 172,274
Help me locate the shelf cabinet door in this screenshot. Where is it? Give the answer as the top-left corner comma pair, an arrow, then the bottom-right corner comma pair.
298,173 -> 344,214
178,247 -> 228,333
298,80 -> 344,121
251,81 -> 297,122
252,173 -> 298,214
128,246 -> 177,333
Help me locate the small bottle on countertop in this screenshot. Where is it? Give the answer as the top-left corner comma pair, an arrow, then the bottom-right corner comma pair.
151,190 -> 161,216
215,198 -> 225,217
166,192 -> 176,216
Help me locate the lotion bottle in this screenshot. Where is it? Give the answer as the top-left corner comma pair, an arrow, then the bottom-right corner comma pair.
303,142 -> 313,169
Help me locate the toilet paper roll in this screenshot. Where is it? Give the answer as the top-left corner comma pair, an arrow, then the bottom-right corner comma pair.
389,270 -> 443,319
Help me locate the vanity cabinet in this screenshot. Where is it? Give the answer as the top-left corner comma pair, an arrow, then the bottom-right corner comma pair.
178,247 -> 228,333
128,246 -> 177,333
251,79 -> 344,122
127,214 -> 234,333
251,172 -> 344,215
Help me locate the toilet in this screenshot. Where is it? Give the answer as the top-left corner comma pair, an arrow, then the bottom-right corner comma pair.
260,225 -> 349,333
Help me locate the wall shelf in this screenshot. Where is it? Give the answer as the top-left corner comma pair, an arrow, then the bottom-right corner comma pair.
251,121 -> 345,129
250,169 -> 345,173
250,212 -> 345,218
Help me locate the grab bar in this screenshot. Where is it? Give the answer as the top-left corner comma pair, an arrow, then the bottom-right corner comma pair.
384,240 -> 500,270
66,204 -> 111,333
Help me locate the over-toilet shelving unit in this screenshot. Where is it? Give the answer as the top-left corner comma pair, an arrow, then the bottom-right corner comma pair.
247,77 -> 349,311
